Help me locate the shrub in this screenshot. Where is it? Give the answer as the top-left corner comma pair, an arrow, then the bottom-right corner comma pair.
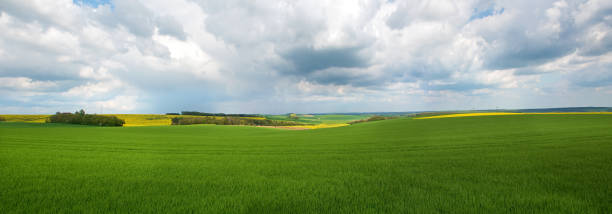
0,116 -> 5,121
47,110 -> 125,126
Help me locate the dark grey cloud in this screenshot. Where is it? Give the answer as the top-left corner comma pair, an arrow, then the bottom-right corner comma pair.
280,46 -> 369,75
484,41 -> 577,70
423,81 -> 491,91
305,68 -> 382,87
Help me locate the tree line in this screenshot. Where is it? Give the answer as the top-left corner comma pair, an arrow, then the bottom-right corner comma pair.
348,115 -> 398,124
47,110 -> 125,126
173,111 -> 261,117
171,116 -> 301,126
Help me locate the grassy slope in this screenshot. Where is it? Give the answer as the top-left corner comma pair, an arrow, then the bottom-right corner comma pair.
0,115 -> 611,213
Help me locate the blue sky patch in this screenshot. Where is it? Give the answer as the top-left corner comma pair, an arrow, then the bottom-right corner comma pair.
469,7 -> 504,21
73,0 -> 112,8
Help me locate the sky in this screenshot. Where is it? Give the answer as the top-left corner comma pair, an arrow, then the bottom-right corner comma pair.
0,0 -> 611,114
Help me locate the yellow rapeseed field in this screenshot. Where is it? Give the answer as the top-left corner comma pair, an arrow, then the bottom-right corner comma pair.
0,115 -> 50,123
107,114 -> 175,127
244,117 -> 267,120
416,112 -> 612,119
109,114 -> 217,127
0,114 -> 187,126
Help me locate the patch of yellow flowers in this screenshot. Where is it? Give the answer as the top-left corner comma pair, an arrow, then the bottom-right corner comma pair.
113,114 -> 247,127
0,114 -> 186,127
416,112 -> 612,119
108,114 -> 176,127
0,115 -> 49,123
290,123 -> 349,129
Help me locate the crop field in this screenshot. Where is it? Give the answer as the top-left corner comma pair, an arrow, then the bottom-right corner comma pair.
266,114 -> 372,125
0,114 -> 370,128
416,112 -> 612,119
0,114 -> 268,127
108,114 -> 218,127
1,114 -> 611,213
0,115 -> 50,123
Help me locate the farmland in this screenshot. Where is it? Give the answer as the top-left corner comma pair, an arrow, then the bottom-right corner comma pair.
0,114 -> 204,127
1,114 -> 611,213
265,114 -> 372,126
0,114 -> 365,128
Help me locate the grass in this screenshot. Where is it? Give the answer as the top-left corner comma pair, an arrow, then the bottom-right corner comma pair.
1,114 -> 611,213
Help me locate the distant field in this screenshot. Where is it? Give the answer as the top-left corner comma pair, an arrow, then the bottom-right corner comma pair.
416,112 -> 612,119
266,114 -> 371,125
109,114 -> 197,127
0,115 -> 49,123
0,114 -> 296,127
1,114 -> 611,213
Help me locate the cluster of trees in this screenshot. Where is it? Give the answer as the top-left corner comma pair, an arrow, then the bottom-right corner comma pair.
171,116 -> 301,126
348,115 -> 398,124
47,110 -> 125,126
0,116 -> 5,121
180,111 -> 260,117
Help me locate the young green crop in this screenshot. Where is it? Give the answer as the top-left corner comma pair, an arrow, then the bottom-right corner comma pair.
1,114 -> 611,213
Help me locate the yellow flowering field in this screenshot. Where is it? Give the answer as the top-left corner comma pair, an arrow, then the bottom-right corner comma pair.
416,112 -> 612,119
0,114 -> 192,126
0,115 -> 50,123
289,123 -> 349,129
106,114 -> 173,127
108,114 -> 217,127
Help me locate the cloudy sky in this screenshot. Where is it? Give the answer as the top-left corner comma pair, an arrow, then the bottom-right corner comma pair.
0,0 -> 611,114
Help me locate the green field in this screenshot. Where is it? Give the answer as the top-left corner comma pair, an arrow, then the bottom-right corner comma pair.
1,114 -> 611,213
265,114 -> 372,124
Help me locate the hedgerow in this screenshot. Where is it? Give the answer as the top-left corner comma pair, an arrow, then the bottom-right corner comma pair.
171,116 -> 300,126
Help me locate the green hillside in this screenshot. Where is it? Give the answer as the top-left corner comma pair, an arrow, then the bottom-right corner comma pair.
1,114 -> 611,213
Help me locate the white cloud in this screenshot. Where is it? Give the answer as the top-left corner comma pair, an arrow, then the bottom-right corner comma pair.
95,95 -> 139,112
0,0 -> 611,114
0,77 -> 57,91
62,79 -> 123,98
